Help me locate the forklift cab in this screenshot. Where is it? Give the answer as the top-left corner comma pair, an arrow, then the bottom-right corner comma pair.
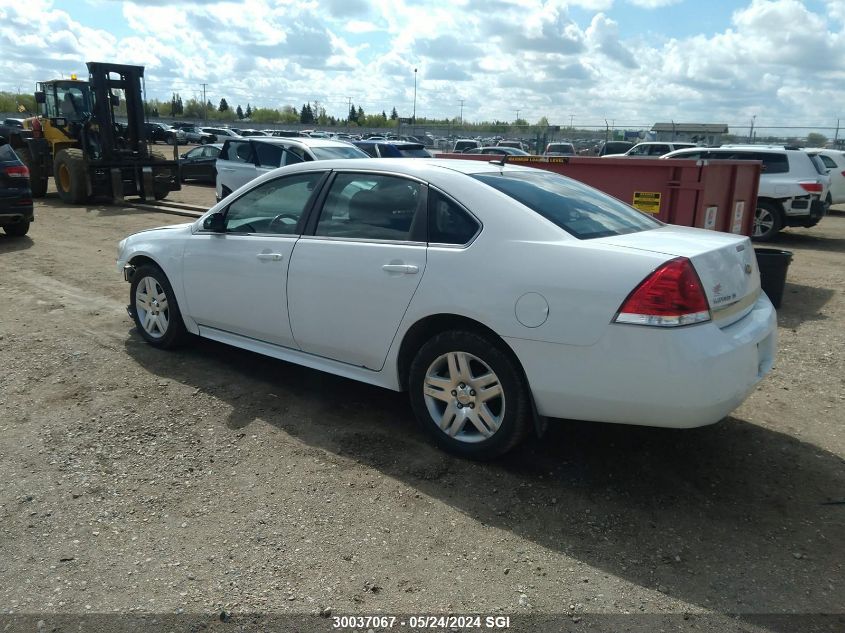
35,79 -> 93,124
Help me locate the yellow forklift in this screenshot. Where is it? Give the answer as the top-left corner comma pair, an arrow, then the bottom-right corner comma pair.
10,62 -> 179,203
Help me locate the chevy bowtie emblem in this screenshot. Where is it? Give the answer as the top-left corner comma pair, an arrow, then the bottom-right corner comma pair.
745,264 -> 753,274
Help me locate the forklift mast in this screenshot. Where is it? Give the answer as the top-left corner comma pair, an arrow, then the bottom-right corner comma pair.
87,62 -> 149,162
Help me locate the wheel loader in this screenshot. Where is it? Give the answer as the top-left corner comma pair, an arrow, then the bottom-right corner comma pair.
8,62 -> 179,203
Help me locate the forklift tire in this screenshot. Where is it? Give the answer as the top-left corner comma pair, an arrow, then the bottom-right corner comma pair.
16,147 -> 48,198
150,150 -> 173,201
54,149 -> 89,204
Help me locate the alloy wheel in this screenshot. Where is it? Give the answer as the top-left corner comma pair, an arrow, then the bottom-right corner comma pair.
135,276 -> 170,339
422,351 -> 505,443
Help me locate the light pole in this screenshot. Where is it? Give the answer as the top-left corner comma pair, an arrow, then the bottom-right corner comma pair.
412,68 -> 417,124
749,115 -> 756,143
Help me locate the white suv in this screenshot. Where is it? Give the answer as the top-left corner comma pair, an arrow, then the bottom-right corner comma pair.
603,141 -> 697,158
215,137 -> 368,201
663,145 -> 830,241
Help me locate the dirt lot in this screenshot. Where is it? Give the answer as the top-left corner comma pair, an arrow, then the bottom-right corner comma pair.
0,187 -> 843,632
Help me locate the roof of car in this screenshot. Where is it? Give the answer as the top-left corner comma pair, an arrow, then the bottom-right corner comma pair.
232,136 -> 356,148
353,140 -> 423,148
271,158 -> 537,179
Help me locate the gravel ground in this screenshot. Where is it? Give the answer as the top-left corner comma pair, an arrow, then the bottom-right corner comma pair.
0,188 -> 843,633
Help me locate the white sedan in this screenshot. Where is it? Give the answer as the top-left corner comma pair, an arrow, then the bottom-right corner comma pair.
117,159 -> 777,459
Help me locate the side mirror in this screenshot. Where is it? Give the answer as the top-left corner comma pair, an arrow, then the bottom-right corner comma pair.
34,91 -> 46,104
203,212 -> 226,232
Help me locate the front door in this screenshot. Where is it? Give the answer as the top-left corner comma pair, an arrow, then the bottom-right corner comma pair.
287,172 -> 427,370
182,170 -> 328,347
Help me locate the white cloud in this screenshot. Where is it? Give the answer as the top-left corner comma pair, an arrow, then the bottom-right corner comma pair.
1,0 -> 843,130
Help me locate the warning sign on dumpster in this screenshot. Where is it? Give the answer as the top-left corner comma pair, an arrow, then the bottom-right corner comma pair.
633,191 -> 661,214
509,156 -> 570,164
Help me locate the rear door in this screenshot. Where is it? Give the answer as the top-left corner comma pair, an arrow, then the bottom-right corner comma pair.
218,140 -> 257,191
286,172 -> 427,370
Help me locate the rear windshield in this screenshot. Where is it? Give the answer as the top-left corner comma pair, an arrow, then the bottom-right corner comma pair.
472,170 -> 661,239
398,147 -> 431,157
311,145 -> 368,160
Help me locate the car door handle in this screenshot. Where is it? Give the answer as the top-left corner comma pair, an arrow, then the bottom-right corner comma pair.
382,264 -> 419,274
256,253 -> 284,261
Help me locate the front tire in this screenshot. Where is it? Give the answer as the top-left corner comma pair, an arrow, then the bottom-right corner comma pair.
752,200 -> 783,242
408,330 -> 531,459
53,148 -> 88,204
130,265 -> 188,349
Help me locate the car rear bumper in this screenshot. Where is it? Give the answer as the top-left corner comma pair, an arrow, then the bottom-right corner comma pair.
506,293 -> 777,428
0,206 -> 34,224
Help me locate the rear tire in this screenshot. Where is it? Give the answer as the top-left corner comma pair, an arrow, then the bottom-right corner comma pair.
53,148 -> 88,204
408,330 -> 532,459
129,264 -> 188,349
752,200 -> 783,242
16,147 -> 48,198
3,221 -> 30,237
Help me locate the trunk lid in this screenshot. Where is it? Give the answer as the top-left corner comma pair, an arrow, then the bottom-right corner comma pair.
597,226 -> 761,325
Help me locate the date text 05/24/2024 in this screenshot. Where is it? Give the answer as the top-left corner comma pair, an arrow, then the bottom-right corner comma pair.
332,615 -> 511,629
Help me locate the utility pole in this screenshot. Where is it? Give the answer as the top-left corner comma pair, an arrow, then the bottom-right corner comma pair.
412,68 -> 418,124
201,83 -> 208,124
346,96 -> 352,130
748,115 -> 756,143
459,99 -> 465,126
834,118 -> 840,147
569,114 -> 574,130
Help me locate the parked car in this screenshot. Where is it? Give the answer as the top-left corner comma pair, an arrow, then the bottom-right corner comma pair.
239,129 -> 269,137
201,127 -> 242,142
463,147 -> 530,156
267,130 -> 308,138
663,145 -> 830,241
544,142 -> 576,156
452,139 -> 481,153
805,148 -> 845,205
0,142 -> 33,237
118,158 -> 777,459
352,141 -> 432,158
604,141 -> 697,158
179,143 -> 222,183
497,140 -> 527,151
179,126 -> 216,145
215,137 -> 368,201
596,141 -> 635,156
144,122 -> 186,144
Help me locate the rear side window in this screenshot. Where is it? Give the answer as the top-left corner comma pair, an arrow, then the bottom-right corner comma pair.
472,170 -> 661,239
398,147 -> 431,157
311,145 -> 368,160
428,189 -> 479,245
719,151 -> 789,174
817,155 -> 837,169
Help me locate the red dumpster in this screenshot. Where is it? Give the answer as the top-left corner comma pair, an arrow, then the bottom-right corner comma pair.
438,154 -> 760,237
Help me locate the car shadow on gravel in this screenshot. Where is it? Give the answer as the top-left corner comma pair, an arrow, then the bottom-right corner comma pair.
0,234 -> 34,252
772,230 -> 845,253
125,334 -> 845,631
776,282 -> 835,329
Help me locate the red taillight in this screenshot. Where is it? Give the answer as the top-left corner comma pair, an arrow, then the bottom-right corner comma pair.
840,170 -> 845,178
799,181 -> 823,193
4,165 -> 29,178
614,257 -> 711,327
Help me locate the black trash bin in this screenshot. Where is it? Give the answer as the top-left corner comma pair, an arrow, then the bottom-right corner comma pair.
754,248 -> 793,309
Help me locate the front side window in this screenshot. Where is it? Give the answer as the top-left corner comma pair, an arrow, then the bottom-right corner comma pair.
223,141 -> 254,163
315,173 -> 422,241
223,172 -> 325,234
255,142 -> 283,168
472,170 -> 661,239
649,144 -> 671,155
185,147 -> 203,159
627,145 -> 648,156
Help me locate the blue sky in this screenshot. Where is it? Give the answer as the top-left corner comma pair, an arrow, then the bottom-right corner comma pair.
1,0 -> 844,135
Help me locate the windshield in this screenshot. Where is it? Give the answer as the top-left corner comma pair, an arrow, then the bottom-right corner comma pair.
48,83 -> 92,121
472,170 -> 661,239
311,145 -> 369,160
